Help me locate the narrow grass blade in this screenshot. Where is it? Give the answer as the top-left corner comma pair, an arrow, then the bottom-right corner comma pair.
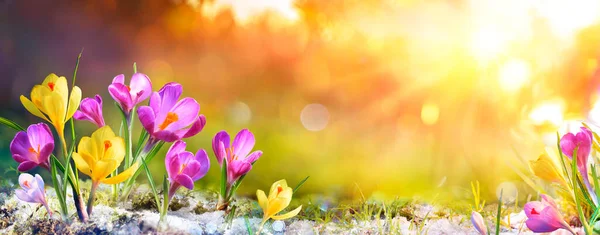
244,215 -> 253,235
293,176 -> 310,194
141,157 -> 161,211
496,189 -> 503,235
220,159 -> 228,199
572,147 -> 593,234
0,117 -> 25,131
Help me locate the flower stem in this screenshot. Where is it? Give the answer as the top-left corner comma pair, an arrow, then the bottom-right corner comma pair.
256,220 -> 267,235
59,130 -> 88,222
87,182 -> 99,216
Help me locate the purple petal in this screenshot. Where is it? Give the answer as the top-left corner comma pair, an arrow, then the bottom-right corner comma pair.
193,149 -> 210,180
149,92 -> 161,114
109,83 -> 133,112
166,154 -> 180,181
73,111 -> 87,120
38,144 -> 53,166
129,73 -> 152,105
15,189 -> 34,203
112,74 -> 125,84
559,133 -> 576,158
245,151 -> 262,164
27,123 -> 53,151
178,115 -> 206,139
153,130 -> 179,142
77,96 -> 105,127
155,83 -> 183,122
162,98 -> 200,131
175,174 -> 194,190
212,131 -> 230,165
181,161 -> 202,180
10,131 -> 34,162
34,174 -> 45,192
525,218 -> 559,233
18,173 -> 34,189
137,106 -> 156,134
17,161 -> 38,172
227,160 -> 252,185
471,212 -> 487,235
232,129 -> 255,158
166,140 -> 187,160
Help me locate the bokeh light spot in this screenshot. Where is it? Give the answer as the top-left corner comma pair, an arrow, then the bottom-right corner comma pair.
300,104 -> 330,131
228,102 -> 252,125
421,103 -> 439,126
496,181 -> 518,203
529,99 -> 565,126
498,59 -> 530,92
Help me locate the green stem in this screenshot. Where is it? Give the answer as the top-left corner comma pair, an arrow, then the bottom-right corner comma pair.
87,182 -> 99,216
572,148 -> 592,234
59,131 -> 88,222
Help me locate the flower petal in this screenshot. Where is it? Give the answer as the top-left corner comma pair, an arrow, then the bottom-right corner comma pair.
256,189 -> 268,210
66,86 -> 82,121
18,173 -> 34,189
72,152 -> 92,177
129,73 -> 152,105
20,96 -> 49,122
193,149 -> 210,180
179,115 -> 206,139
15,189 -> 34,203
232,129 -> 255,159
109,83 -> 133,112
102,163 -> 138,184
92,159 -> 118,181
112,74 -> 125,84
10,131 -> 35,162
137,106 -> 156,134
213,131 -> 230,165
271,206 -> 302,220
17,161 -> 38,172
175,174 -> 195,190
245,151 -> 262,164
162,98 -> 200,131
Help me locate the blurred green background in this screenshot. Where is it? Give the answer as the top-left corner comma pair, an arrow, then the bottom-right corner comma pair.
2,0 -> 600,203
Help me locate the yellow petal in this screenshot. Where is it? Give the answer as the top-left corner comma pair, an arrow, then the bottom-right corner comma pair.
266,196 -> 292,218
77,137 -> 97,162
270,206 -> 302,220
42,73 -> 59,85
91,126 -> 116,159
30,85 -> 50,114
102,163 -> 138,184
54,76 -> 69,106
92,159 -> 117,182
44,92 -> 66,130
257,189 -> 268,210
530,153 -> 567,186
72,152 -> 92,177
104,137 -> 125,162
268,179 -> 288,200
20,96 -> 49,122
66,86 -> 81,121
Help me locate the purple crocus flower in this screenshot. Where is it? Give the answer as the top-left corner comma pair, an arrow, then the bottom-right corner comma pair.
137,82 -> 206,142
108,73 -> 152,115
15,173 -> 51,216
212,129 -> 262,185
560,127 -> 597,205
523,194 -> 574,234
73,95 -> 105,127
471,211 -> 487,235
10,123 -> 53,171
165,140 -> 210,200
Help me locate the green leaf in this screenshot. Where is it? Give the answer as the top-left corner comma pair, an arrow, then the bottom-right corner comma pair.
220,158 -> 228,199
495,189 -> 502,235
244,215 -> 253,235
0,116 -> 25,131
141,156 -> 161,213
162,175 -> 169,217
50,156 -> 69,220
293,176 -> 310,194
133,62 -> 137,73
572,147 -> 593,234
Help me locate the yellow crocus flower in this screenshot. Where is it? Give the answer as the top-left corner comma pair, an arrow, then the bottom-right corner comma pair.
256,179 -> 302,230
20,74 -> 81,138
72,126 -> 138,185
529,153 -> 568,187
72,126 -> 138,215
